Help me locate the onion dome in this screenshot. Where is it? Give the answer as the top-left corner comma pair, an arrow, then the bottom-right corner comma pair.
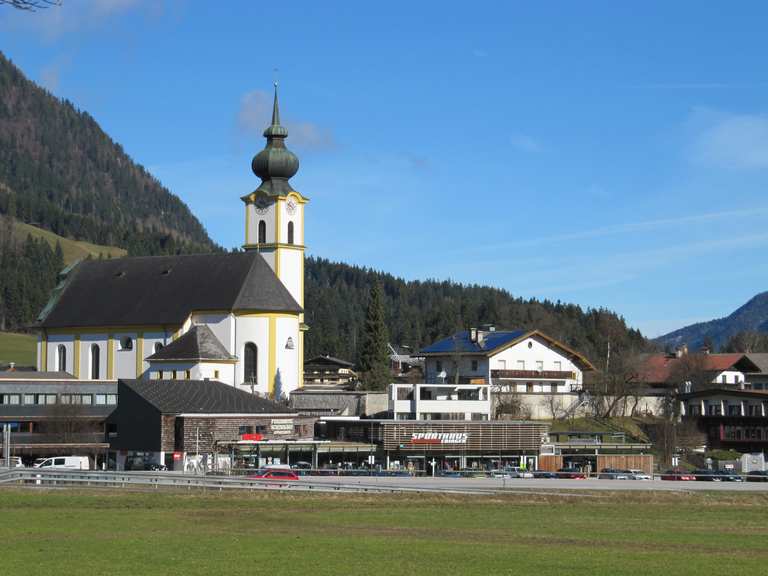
251,83 -> 299,195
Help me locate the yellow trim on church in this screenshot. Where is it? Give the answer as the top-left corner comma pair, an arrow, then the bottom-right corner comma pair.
245,202 -> 251,244
268,316 -> 277,398
73,335 -> 81,378
40,335 -> 48,371
107,335 -> 114,379
233,311 -> 299,319
135,332 -> 144,377
46,325 -> 173,335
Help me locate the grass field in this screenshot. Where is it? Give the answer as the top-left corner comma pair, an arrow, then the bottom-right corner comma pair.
0,331 -> 36,366
12,220 -> 126,265
1,489 -> 766,575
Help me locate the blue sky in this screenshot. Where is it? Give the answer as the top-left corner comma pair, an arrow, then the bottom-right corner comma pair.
3,1 -> 768,337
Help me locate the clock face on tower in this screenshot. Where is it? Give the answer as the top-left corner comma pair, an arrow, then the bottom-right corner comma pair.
286,198 -> 297,215
255,197 -> 270,215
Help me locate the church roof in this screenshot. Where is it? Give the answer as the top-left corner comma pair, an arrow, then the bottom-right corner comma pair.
119,378 -> 294,415
38,251 -> 301,329
146,325 -> 235,362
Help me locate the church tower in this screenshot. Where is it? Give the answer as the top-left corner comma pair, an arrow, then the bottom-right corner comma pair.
242,84 -> 308,384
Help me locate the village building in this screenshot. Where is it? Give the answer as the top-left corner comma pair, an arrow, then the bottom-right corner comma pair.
108,378 -> 313,471
33,87 -> 308,399
417,327 -> 595,420
0,370 -> 115,466
303,355 -> 358,389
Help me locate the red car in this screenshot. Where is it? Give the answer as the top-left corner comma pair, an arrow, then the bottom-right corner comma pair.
660,468 -> 695,481
248,468 -> 300,481
557,467 -> 587,479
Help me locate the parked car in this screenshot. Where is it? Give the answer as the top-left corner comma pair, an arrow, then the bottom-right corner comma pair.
124,457 -> 166,471
532,470 -> 558,479
249,468 -> 300,481
745,470 -> 768,482
692,468 -> 742,481
712,469 -> 743,482
0,457 -> 24,468
33,456 -> 90,470
598,468 -> 630,480
660,468 -> 696,481
557,467 -> 587,479
628,469 -> 652,480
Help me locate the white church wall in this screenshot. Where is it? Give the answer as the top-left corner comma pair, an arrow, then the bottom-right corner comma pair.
80,334 -> 108,380
275,316 -> 300,397
250,201 -> 277,244
234,315 -> 271,395
198,362 -> 236,385
276,199 -> 303,245
47,333 -> 74,375
278,249 -> 303,307
114,332 -> 138,379
142,332 -> 168,376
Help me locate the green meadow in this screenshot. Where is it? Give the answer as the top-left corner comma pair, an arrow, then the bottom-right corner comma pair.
0,488 -> 765,575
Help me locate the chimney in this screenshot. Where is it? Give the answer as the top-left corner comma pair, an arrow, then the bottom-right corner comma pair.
469,328 -> 478,343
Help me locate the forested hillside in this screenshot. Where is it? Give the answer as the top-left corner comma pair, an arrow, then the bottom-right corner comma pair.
0,52 -> 216,255
304,257 -> 648,365
0,51 -> 218,332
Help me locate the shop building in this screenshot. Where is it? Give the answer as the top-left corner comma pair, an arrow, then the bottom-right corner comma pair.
318,417 -> 548,471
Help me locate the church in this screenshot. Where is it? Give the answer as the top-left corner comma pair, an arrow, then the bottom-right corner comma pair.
34,87 -> 308,399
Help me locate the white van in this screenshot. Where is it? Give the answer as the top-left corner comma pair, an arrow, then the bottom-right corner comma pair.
0,457 -> 24,468
34,456 -> 90,470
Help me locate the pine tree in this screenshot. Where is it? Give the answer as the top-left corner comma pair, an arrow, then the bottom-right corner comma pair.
358,281 -> 391,390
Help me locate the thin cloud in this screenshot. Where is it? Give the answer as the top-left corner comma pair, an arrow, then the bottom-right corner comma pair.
38,53 -> 72,93
1,0 -> 145,39
236,89 -> 334,150
690,108 -> 768,170
457,206 -> 768,254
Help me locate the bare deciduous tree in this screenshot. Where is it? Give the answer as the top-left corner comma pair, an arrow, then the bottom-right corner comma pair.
493,391 -> 532,420
585,349 -> 644,418
1,0 -> 61,10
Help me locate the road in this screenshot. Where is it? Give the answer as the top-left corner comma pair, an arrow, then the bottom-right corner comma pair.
302,475 -> 768,493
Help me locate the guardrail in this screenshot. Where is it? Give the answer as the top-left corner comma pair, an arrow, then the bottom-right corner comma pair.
0,469 -> 491,494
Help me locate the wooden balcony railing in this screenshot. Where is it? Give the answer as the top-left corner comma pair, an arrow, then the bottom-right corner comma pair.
491,370 -> 575,380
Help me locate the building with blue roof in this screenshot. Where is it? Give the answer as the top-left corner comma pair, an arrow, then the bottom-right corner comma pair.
388,327 -> 596,422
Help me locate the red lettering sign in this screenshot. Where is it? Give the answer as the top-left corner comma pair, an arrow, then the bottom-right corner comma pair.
241,433 -> 263,441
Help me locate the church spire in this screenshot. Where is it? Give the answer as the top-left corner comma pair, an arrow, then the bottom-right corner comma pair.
252,82 -> 299,195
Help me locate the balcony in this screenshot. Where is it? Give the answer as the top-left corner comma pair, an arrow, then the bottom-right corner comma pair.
491,369 -> 575,380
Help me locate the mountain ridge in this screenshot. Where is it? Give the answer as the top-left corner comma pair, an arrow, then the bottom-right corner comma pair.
654,291 -> 768,351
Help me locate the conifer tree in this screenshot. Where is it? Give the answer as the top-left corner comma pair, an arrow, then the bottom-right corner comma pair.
358,281 -> 391,390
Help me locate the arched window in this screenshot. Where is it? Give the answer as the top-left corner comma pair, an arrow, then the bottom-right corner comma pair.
90,344 -> 100,380
244,343 -> 258,385
57,345 -> 67,372
258,220 -> 266,244
287,221 -> 294,245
